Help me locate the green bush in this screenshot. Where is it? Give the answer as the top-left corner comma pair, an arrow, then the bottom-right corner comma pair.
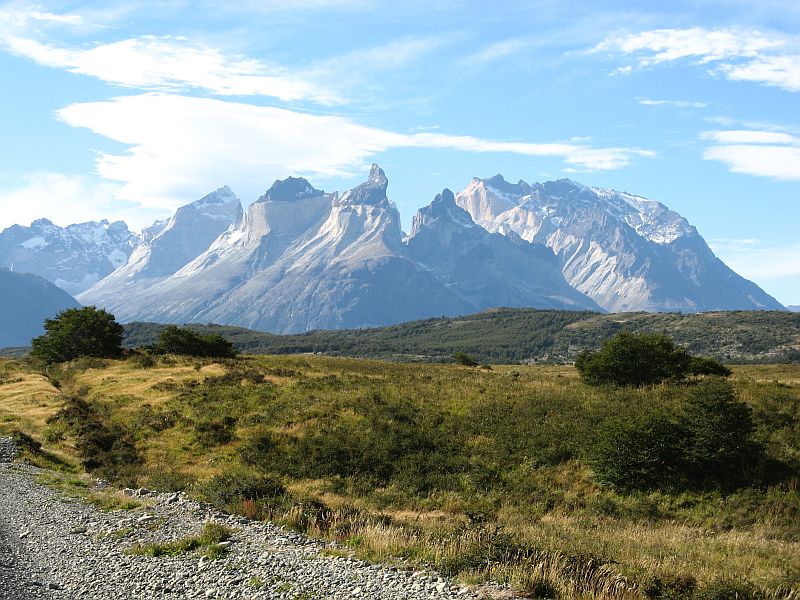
590,380 -> 767,492
687,356 -> 732,377
153,326 -> 237,358
453,352 -> 479,367
576,332 -> 729,387
591,409 -> 687,492
47,396 -> 141,484
31,306 -> 123,364
199,468 -> 286,507
681,379 -> 762,489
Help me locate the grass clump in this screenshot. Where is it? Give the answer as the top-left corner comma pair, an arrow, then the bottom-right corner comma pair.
128,522 -> 232,559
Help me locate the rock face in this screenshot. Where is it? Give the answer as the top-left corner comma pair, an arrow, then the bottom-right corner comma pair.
0,219 -> 136,295
455,175 -> 784,312
406,189 -> 600,312
77,187 -> 242,309
0,269 -> 80,347
82,166 -> 598,332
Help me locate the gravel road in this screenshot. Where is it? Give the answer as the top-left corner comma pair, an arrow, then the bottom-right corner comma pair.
0,440 -> 495,599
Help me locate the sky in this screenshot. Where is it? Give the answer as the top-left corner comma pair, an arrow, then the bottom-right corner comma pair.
0,1 -> 798,305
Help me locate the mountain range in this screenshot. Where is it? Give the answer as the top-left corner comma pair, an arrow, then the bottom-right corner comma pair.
0,269 -> 79,347
0,165 -> 785,337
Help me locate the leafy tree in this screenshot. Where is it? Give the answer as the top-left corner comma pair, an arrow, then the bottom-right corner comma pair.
681,379 -> 761,488
590,408 -> 688,492
31,306 -> 123,364
153,325 -> 237,358
590,378 -> 765,492
453,352 -> 478,367
576,332 -> 728,387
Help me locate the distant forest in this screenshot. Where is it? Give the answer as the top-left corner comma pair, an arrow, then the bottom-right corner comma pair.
118,308 -> 800,364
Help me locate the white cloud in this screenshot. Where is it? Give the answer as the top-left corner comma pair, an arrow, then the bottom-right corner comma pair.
596,27 -> 800,92
56,93 -> 653,207
2,34 -> 340,104
0,172 -> 166,231
701,129 -> 800,181
461,38 -> 536,67
596,28 -> 781,65
719,54 -> 800,92
638,98 -> 707,108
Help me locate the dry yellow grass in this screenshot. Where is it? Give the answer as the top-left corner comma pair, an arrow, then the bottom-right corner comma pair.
0,360 -> 62,438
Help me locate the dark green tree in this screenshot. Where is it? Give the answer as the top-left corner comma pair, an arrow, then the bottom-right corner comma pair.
681,378 -> 761,488
153,325 -> 237,358
453,352 -> 478,367
576,332 -> 690,386
590,409 -> 688,492
31,306 -> 123,364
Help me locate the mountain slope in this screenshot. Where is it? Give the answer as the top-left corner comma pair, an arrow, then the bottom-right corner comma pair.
455,176 -> 783,313
0,219 -> 135,295
77,187 -> 242,308
406,189 -> 600,311
0,269 -> 80,347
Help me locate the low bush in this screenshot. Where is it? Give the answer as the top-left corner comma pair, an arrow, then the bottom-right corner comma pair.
152,325 -> 237,358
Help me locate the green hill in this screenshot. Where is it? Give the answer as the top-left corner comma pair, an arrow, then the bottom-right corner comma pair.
121,308 -> 800,364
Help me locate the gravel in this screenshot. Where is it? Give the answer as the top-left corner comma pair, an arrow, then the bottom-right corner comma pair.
0,447 -> 495,600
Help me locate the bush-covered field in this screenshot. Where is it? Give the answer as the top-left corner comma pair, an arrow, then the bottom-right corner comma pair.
1,355 -> 798,599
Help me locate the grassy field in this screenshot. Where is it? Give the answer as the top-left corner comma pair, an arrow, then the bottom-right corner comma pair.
1,354 -> 798,599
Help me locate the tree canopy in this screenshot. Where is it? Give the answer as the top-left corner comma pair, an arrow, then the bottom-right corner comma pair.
575,331 -> 729,387
153,325 -> 237,358
31,306 -> 123,364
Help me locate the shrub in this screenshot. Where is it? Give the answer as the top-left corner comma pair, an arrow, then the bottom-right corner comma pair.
199,468 -> 286,507
591,380 -> 767,492
453,352 -> 478,367
687,356 -> 732,377
591,409 -> 688,492
153,325 -> 237,358
47,396 -> 141,484
576,332 -> 730,387
31,306 -> 123,364
681,379 -> 763,489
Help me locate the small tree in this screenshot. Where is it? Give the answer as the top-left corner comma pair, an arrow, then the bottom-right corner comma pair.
681,378 -> 760,488
31,306 -> 123,364
576,332 -> 691,387
453,352 -> 478,367
153,325 -> 237,358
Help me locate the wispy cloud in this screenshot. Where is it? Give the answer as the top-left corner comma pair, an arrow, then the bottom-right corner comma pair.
461,37 -> 537,67
701,129 -> 800,181
638,98 -> 707,108
56,93 -> 653,208
595,27 -> 800,92
2,33 -> 342,104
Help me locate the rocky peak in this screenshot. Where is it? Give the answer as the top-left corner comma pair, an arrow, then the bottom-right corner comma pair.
483,174 -> 533,198
410,189 -> 475,237
339,164 -> 389,206
258,177 -> 323,203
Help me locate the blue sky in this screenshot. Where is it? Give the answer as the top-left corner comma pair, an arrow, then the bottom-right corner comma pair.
0,0 -> 798,305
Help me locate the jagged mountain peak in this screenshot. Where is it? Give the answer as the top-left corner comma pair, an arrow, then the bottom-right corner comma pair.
340,164 -> 389,206
368,163 -> 387,185
410,188 -> 475,237
482,174 -> 534,197
258,176 -> 323,203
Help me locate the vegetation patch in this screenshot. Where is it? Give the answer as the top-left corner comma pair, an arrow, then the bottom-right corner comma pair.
128,522 -> 233,559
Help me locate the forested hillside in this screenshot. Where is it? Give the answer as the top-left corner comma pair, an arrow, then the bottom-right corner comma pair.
121,309 -> 800,364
